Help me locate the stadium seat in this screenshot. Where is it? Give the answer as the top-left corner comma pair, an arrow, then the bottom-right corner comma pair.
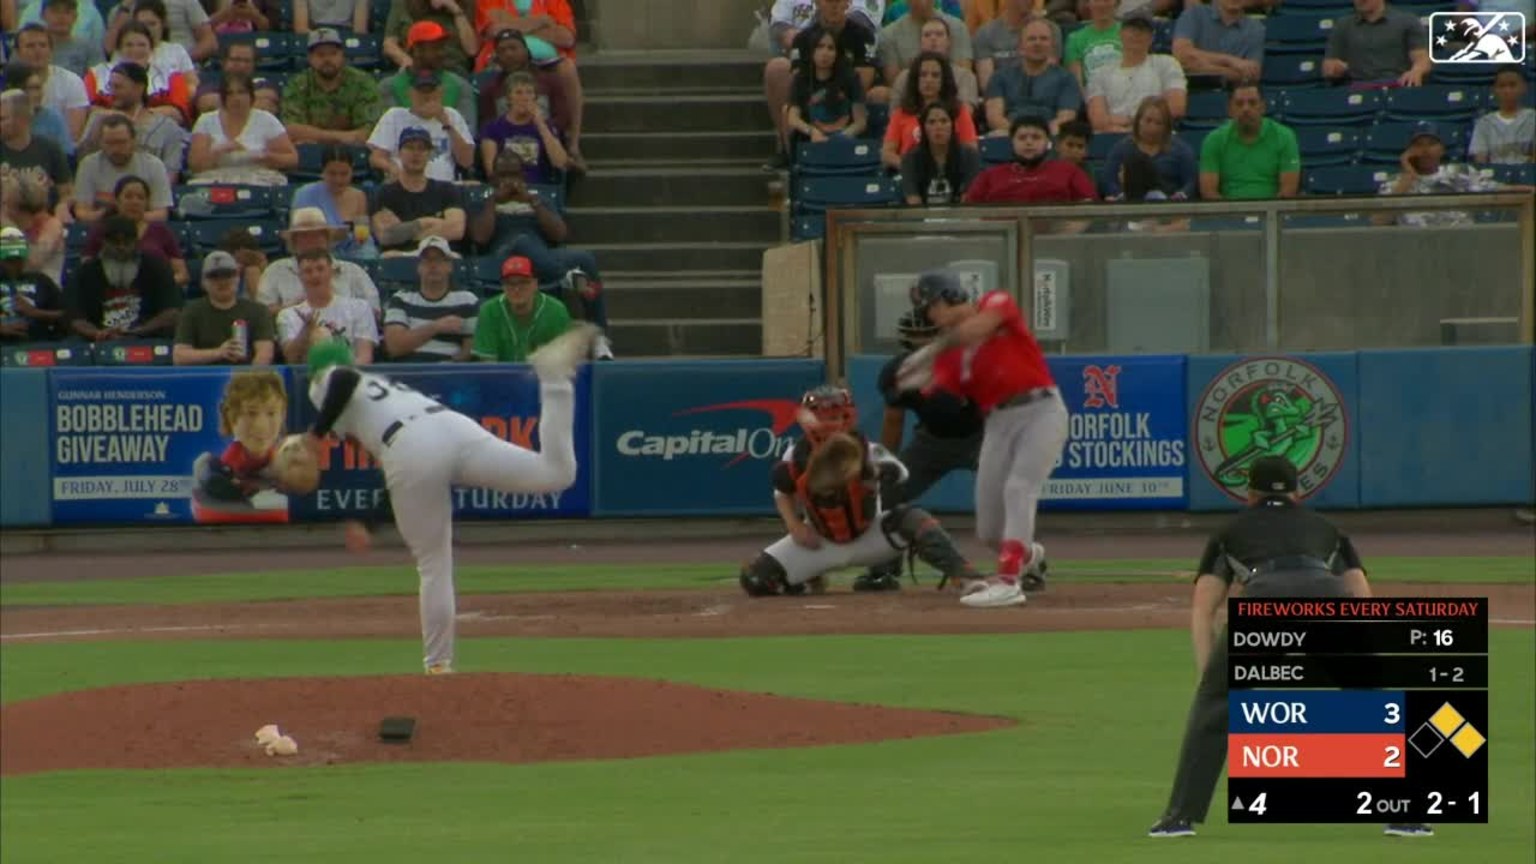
468,256 -> 504,290
1152,18 -> 1175,53
1088,132 -> 1125,161
375,256 -> 423,293
1383,85 -> 1484,123
980,135 -> 1013,164
252,71 -> 290,95
339,33 -> 385,72
1181,89 -> 1230,131
1361,122 -> 1429,163
794,175 -> 901,213
370,0 -> 391,32
792,213 -> 828,242
91,340 -> 174,366
174,184 -> 279,220
1294,127 -> 1362,166
1177,128 -> 1210,156
1263,14 -> 1336,55
1304,164 -> 1391,196
0,342 -> 94,368
65,221 -> 92,254
217,32 -> 297,71
1488,164 -> 1536,186
182,219 -> 285,256
795,137 -> 883,176
1277,87 -> 1382,127
1428,65 -> 1499,87
1262,56 -> 1323,87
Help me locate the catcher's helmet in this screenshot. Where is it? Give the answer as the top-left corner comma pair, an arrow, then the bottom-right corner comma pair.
896,308 -> 940,349
798,385 -> 857,446
909,269 -> 970,315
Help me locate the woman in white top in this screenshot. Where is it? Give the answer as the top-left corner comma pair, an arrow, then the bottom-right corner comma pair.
134,0 -> 198,89
186,72 -> 299,186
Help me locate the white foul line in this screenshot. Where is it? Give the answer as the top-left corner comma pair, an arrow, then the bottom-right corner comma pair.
0,624 -> 223,641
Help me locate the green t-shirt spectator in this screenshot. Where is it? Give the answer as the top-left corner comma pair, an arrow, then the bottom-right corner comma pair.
1064,21 -> 1122,86
472,292 -> 571,362
1199,118 -> 1301,200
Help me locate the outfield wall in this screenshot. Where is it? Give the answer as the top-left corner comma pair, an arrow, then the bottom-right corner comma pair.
0,347 -> 1530,528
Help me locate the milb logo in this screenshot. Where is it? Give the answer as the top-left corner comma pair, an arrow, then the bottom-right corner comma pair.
1429,11 -> 1526,63
614,399 -> 801,467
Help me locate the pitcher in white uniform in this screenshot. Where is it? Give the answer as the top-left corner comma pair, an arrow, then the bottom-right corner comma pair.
299,323 -> 601,674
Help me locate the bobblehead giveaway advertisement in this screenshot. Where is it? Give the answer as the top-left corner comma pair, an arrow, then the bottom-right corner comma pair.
285,364 -> 593,521
49,367 -> 301,524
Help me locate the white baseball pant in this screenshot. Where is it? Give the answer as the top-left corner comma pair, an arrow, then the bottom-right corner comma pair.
378,380 -> 577,669
764,513 -> 903,586
974,393 -> 1069,551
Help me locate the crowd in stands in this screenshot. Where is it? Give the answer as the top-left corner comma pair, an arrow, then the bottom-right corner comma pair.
768,0 -> 1534,237
0,0 -> 611,363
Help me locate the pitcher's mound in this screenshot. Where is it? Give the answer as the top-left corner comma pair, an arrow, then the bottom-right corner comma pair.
0,673 -> 1012,776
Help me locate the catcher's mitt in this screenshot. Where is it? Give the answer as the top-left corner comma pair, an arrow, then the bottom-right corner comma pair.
272,434 -> 321,495
803,432 -> 867,500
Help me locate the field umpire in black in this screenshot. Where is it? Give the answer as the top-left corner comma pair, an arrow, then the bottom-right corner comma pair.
855,307 -> 986,591
1147,456 -> 1432,840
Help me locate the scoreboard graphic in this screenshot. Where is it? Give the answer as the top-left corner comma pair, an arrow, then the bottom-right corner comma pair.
1226,597 -> 1489,823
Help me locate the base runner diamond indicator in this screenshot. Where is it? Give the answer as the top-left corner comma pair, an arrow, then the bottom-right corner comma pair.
1409,723 -> 1446,758
1429,702 -> 1466,738
1451,724 -> 1487,757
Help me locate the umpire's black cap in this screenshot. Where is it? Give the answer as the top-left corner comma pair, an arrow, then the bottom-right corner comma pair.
1248,456 -> 1299,494
910,269 -> 970,311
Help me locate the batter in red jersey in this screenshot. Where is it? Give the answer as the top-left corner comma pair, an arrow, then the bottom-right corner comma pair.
898,269 -> 1069,608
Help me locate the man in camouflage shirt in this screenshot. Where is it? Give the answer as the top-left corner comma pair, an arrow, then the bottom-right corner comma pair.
1375,121 -> 1530,228
281,29 -> 384,146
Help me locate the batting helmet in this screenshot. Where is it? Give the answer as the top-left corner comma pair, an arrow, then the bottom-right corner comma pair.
896,308 -> 940,349
909,269 -> 970,317
797,385 -> 857,446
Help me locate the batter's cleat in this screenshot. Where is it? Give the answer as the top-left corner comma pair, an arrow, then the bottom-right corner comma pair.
1147,818 -> 1195,838
425,663 -> 454,675
852,572 -> 902,592
1020,542 -> 1049,593
1384,824 -> 1434,838
960,579 -> 1027,608
530,322 -> 602,382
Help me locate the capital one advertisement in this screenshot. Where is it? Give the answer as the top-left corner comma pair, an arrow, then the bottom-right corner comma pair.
284,364 -> 593,521
590,360 -> 827,516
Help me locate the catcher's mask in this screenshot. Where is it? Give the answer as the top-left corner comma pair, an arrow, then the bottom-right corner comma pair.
896,307 -> 940,350
797,385 -> 857,446
909,269 -> 970,321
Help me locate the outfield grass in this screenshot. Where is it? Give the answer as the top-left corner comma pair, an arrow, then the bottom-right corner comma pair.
2,556 -> 1530,607
1,630 -> 1532,863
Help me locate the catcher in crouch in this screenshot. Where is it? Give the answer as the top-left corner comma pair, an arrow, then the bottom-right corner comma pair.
739,385 -> 982,596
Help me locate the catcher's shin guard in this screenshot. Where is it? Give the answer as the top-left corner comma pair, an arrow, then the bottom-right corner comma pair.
739,553 -> 791,597
885,506 -> 980,590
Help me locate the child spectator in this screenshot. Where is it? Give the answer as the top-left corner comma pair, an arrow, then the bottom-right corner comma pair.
964,115 -> 1096,203
479,71 -> 570,184
1469,66 -> 1535,165
1055,119 -> 1092,171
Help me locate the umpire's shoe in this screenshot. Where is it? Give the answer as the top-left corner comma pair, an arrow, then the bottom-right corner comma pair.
1146,817 -> 1195,838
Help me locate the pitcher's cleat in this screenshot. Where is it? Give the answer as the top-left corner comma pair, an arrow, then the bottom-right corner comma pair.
530,322 -> 602,382
425,663 -> 454,676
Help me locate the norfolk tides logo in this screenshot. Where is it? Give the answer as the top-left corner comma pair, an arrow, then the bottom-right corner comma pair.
1194,357 -> 1347,501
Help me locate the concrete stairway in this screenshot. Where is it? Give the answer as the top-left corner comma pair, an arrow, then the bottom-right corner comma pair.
571,51 -> 780,357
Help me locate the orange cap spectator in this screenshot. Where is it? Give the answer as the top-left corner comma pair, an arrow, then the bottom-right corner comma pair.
407,21 -> 449,48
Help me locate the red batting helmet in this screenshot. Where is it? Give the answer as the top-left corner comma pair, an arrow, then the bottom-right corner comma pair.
797,385 -> 857,446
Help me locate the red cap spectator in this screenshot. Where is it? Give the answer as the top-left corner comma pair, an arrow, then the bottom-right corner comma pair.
501,255 -> 535,279
407,21 -> 449,49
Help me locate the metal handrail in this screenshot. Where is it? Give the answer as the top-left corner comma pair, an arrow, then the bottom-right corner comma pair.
820,192 -> 1536,381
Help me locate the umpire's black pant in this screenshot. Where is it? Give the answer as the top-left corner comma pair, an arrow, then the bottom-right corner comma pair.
867,428 -> 982,577
1161,569 -> 1350,823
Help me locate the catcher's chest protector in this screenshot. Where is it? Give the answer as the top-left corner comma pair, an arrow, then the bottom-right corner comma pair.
790,439 -> 878,544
